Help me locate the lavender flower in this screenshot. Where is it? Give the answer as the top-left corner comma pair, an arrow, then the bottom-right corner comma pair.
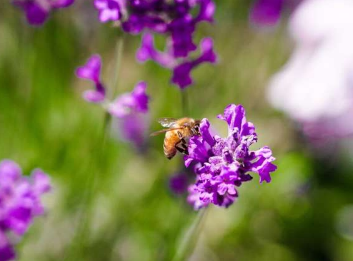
0,160 -> 51,261
75,54 -> 150,147
184,104 -> 277,209
13,0 -> 74,26
76,54 -> 106,103
95,0 -> 217,89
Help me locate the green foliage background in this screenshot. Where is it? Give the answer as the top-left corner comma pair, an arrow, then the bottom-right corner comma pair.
1,1 -> 353,261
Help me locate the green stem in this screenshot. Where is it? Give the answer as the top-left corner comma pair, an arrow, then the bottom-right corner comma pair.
110,34 -> 125,99
172,208 -> 209,261
65,35 -> 124,261
181,90 -> 189,116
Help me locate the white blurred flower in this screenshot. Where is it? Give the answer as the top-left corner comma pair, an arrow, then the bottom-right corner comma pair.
267,0 -> 353,137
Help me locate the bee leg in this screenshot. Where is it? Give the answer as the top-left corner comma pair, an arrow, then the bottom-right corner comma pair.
175,138 -> 189,155
177,131 -> 183,139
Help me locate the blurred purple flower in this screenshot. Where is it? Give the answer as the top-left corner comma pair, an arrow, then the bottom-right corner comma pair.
267,0 -> 353,139
96,0 -> 217,89
250,0 -> 284,26
76,54 -> 106,103
169,172 -> 189,195
108,82 -> 149,118
0,160 -> 51,261
75,54 -> 150,147
117,113 -> 148,147
109,82 -> 150,147
94,0 -> 123,23
184,104 -> 277,210
13,0 -> 74,26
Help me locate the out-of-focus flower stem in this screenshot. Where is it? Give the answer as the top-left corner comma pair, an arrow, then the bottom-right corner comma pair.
172,207 -> 209,261
65,35 -> 125,261
110,34 -> 125,99
181,90 -> 189,116
102,33 -> 125,129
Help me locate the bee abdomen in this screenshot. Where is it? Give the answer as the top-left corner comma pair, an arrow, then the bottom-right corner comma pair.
163,140 -> 176,160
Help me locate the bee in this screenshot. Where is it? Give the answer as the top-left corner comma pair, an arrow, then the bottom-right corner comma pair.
151,117 -> 201,159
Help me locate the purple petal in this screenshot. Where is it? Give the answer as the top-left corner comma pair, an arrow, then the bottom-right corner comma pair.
8,206 -> 32,235
198,37 -> 217,64
51,0 -> 75,8
246,147 -> 277,183
169,16 -> 197,58
0,160 -> 22,181
94,0 -> 122,22
172,62 -> 193,89
200,118 -> 215,147
31,169 -> 51,194
250,0 -> 284,26
82,90 -> 105,103
117,113 -> 147,147
13,1 -> 49,26
131,82 -> 149,113
169,172 -> 189,194
217,104 -> 246,134
76,54 -> 102,83
195,0 -> 216,23
136,33 -> 175,68
108,82 -> 149,118
172,37 -> 217,89
0,244 -> 16,261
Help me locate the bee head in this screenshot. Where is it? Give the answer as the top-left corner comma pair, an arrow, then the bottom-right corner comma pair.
193,120 -> 201,135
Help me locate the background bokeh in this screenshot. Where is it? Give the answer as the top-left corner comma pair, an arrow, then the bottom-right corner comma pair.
1,1 -> 353,260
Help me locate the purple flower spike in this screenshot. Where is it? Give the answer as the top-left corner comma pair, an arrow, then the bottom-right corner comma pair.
76,55 -> 106,103
76,55 -> 102,83
12,0 -> 74,26
172,37 -> 217,89
94,0 -> 217,89
185,104 -> 277,210
0,159 -> 51,261
108,82 -> 149,118
94,0 -> 122,23
250,0 -> 284,26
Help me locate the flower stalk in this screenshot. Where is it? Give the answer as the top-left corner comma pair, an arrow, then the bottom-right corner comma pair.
67,35 -> 125,260
110,34 -> 125,99
172,207 -> 209,261
181,90 -> 189,116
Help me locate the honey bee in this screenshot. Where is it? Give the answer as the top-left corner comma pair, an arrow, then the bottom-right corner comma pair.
151,117 -> 201,159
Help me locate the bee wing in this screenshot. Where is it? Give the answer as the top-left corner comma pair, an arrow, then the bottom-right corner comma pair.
150,127 -> 183,136
158,118 -> 178,128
